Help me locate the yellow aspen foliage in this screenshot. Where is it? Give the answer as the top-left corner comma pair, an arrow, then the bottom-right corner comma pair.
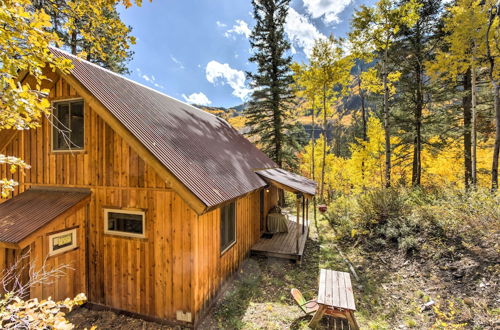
0,0 -> 73,197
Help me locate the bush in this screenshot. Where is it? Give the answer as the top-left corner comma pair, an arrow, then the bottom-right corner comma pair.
325,186 -> 500,255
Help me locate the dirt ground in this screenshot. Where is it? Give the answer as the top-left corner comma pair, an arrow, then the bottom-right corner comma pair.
69,214 -> 499,329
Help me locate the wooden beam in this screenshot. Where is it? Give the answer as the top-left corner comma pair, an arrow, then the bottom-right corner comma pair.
58,71 -> 207,215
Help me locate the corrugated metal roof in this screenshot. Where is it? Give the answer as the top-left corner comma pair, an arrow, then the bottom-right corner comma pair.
50,47 -> 276,209
0,188 -> 90,244
255,168 -> 317,196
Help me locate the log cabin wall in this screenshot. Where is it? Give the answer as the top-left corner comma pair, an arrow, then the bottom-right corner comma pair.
0,74 -> 275,324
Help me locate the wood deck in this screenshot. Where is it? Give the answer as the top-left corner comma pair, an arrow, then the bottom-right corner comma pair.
251,218 -> 308,261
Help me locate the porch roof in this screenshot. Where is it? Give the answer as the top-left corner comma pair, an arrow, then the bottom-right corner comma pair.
0,187 -> 90,245
255,168 -> 316,197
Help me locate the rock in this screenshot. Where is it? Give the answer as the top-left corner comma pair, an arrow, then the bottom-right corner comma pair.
421,300 -> 435,312
463,297 -> 474,306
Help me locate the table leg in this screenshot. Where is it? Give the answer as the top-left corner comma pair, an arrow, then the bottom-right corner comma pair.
308,304 -> 326,328
345,310 -> 359,330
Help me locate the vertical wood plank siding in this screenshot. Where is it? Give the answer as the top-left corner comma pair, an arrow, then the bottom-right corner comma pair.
0,75 -> 275,324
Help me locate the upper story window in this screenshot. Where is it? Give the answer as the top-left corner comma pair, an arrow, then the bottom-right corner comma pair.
220,202 -> 236,253
52,100 -> 84,151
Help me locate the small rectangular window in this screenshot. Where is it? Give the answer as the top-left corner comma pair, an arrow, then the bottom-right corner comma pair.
220,202 -> 236,253
52,100 -> 84,151
48,229 -> 77,256
104,209 -> 145,238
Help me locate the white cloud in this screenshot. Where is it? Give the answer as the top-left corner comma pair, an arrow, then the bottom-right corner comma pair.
182,92 -> 212,105
153,82 -> 165,89
205,60 -> 252,101
224,19 -> 251,39
170,55 -> 185,69
142,74 -> 152,82
216,20 -> 227,28
285,8 -> 326,57
302,0 -> 353,24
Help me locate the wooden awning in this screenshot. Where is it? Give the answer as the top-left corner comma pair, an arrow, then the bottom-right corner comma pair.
255,168 -> 316,198
0,187 -> 90,247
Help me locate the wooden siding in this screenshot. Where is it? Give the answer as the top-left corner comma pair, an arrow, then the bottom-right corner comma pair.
28,205 -> 87,301
87,188 -> 196,320
191,190 -> 259,317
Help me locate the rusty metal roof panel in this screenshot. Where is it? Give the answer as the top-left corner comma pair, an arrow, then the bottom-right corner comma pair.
50,47 -> 276,209
255,168 -> 317,196
0,188 -> 90,244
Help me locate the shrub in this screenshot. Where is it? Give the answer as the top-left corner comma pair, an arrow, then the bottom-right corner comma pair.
0,293 -> 87,329
325,186 -> 500,255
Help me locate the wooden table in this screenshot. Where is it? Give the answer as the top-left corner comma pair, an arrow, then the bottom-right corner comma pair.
309,269 -> 359,329
266,213 -> 289,233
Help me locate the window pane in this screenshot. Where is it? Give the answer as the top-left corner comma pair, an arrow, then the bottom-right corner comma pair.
52,101 -> 84,151
70,101 -> 84,148
52,232 -> 74,251
220,202 -> 236,252
107,212 -> 144,235
53,103 -> 70,150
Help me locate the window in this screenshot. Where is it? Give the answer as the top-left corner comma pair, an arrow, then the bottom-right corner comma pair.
104,209 -> 145,238
220,202 -> 236,253
52,100 -> 84,151
48,229 -> 77,256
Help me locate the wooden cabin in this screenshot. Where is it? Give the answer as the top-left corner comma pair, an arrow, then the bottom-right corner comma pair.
0,47 -> 316,327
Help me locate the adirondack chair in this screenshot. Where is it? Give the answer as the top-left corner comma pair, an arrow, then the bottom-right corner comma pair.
291,288 -> 319,315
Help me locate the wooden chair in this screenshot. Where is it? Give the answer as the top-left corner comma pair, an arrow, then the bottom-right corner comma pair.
291,288 -> 319,315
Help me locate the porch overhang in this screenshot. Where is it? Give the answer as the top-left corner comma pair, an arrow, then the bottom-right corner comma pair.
254,168 -> 316,198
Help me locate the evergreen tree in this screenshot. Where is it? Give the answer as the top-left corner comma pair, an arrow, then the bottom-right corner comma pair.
33,0 -> 135,74
390,0 -> 443,186
245,0 -> 296,168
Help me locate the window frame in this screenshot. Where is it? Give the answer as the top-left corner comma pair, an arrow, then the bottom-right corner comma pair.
51,98 -> 85,152
220,202 -> 237,255
48,228 -> 78,256
103,208 -> 146,239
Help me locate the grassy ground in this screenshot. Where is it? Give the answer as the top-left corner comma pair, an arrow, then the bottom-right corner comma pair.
200,210 -> 499,329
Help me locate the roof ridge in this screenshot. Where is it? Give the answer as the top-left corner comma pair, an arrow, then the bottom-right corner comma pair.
48,46 -> 219,120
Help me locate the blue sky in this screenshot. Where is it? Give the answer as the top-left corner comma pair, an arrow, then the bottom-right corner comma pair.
118,0 -> 375,108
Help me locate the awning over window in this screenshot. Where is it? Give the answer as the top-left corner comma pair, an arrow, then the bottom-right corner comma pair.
255,168 -> 316,197
0,187 -> 90,246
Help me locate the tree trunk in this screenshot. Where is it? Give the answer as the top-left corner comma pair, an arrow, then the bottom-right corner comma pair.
70,31 -> 77,55
382,49 -> 391,188
311,100 -> 316,180
320,82 -> 327,200
358,70 -> 367,188
412,62 -> 423,186
491,83 -> 500,191
463,69 -> 472,189
471,66 -> 477,187
486,7 -> 499,191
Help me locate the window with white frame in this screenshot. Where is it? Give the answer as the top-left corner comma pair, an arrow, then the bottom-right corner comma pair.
52,100 -> 84,151
104,209 -> 145,238
48,229 -> 77,256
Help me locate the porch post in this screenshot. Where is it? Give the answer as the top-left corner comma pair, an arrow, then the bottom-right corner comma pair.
296,193 -> 301,254
306,199 -> 309,236
302,195 -> 305,234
